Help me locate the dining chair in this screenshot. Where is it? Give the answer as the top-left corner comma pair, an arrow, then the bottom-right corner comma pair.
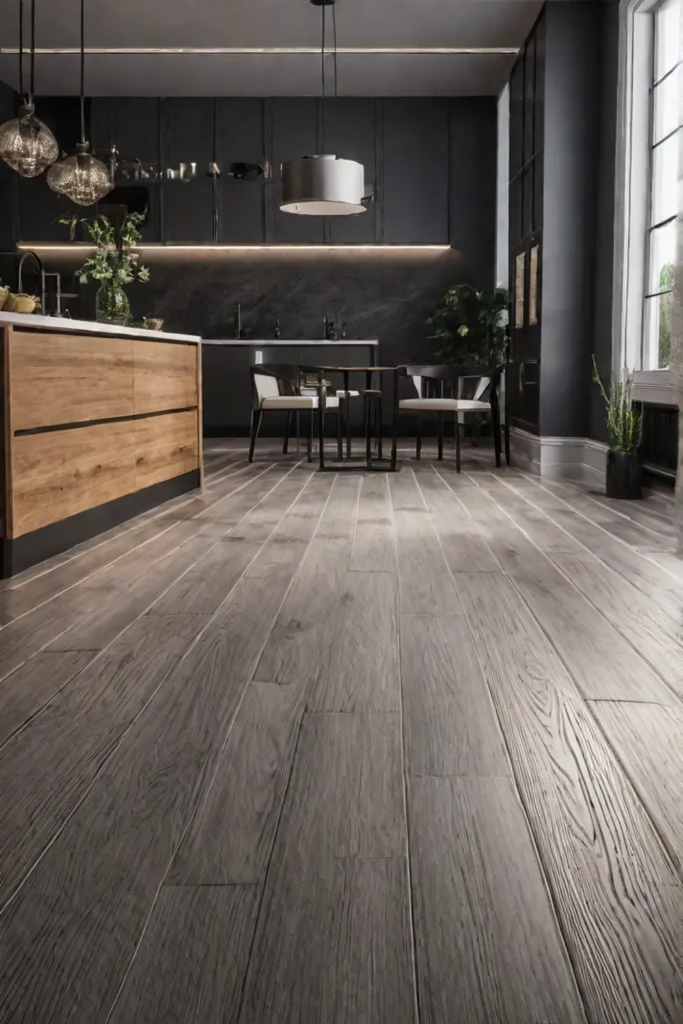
248,364 -> 342,463
391,364 -> 505,472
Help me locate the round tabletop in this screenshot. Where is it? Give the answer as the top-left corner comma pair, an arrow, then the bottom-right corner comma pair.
317,365 -> 396,372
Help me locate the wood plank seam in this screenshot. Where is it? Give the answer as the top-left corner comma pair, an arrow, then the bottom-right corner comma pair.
388,479 -> 428,1024
459,470 -> 683,709
0,465 -> 320,914
488,467 -> 683,594
415,465 -> 593,1020
0,463 -> 307,753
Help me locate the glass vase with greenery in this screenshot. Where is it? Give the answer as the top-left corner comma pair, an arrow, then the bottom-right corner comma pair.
69,212 -> 150,325
428,284 -> 509,366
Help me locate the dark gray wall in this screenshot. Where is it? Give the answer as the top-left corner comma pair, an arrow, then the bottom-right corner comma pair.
590,0 -> 620,442
0,81 -> 17,285
540,0 -> 600,438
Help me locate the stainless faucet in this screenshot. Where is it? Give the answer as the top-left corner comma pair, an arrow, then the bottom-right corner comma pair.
17,250 -> 45,310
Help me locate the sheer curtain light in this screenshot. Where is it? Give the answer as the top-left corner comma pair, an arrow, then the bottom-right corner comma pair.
280,0 -> 366,216
0,0 -> 59,177
47,0 -> 111,205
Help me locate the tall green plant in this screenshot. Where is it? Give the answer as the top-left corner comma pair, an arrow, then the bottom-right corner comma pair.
592,356 -> 642,452
428,284 -> 508,366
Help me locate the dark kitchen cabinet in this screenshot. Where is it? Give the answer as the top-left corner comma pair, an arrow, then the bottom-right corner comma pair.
163,99 -> 215,242
91,98 -> 162,241
217,99 -> 265,244
382,99 -> 449,244
269,99 -> 324,244
325,99 -> 377,244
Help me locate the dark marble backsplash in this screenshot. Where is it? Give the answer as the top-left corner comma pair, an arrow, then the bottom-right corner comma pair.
45,247 -> 468,366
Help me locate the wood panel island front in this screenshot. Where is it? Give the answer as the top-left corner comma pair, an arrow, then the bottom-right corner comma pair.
0,312 -> 202,578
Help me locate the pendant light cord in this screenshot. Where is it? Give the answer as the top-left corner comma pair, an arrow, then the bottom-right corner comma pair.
79,0 -> 86,143
332,1 -> 338,100
320,2 -> 326,152
18,0 -> 24,101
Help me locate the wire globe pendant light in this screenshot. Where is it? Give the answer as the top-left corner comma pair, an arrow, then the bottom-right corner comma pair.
47,0 -> 112,205
0,0 -> 59,177
280,0 -> 366,216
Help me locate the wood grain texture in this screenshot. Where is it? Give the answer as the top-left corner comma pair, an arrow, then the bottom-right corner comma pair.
392,507 -> 461,615
254,476 -> 358,685
109,885 -> 259,1024
134,409 -> 199,491
240,856 -> 415,1024
349,474 -> 396,572
11,420 -> 136,537
0,614 -> 199,910
311,571 -> 400,712
239,711 -> 413,1024
246,473 -> 333,579
133,338 -> 198,415
458,571 -> 683,1024
553,553 -> 683,699
400,614 -> 509,778
0,649 -> 96,748
417,469 -> 501,573
511,575 -> 677,704
169,682 -> 305,884
408,775 -> 585,1024
589,701 -> 683,872
9,331 -> 134,430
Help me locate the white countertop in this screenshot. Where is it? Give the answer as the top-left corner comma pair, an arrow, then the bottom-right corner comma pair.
0,311 -> 201,344
202,338 -> 379,347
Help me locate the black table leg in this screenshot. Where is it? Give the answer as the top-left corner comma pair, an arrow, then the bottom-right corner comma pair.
344,370 -> 352,458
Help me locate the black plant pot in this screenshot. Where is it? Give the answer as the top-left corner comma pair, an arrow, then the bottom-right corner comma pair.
605,449 -> 642,500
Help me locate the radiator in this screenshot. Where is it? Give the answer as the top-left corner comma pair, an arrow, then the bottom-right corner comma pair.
639,403 -> 678,478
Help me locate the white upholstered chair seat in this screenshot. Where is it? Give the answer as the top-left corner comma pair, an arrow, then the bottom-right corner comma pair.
335,389 -> 360,398
399,397 -> 491,413
261,395 -> 340,410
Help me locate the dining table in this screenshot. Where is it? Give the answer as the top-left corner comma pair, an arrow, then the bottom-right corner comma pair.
314,364 -> 398,472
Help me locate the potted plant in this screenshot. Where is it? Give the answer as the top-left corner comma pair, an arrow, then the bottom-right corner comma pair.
428,284 -> 509,366
65,211 -> 150,325
592,356 -> 643,500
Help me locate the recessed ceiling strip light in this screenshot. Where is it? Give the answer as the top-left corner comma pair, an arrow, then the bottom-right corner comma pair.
0,46 -> 519,56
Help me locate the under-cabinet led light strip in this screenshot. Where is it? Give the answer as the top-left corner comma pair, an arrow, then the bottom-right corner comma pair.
17,244 -> 452,252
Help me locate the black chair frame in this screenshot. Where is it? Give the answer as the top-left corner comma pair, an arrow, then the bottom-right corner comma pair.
391,364 -> 507,472
248,364 -> 342,463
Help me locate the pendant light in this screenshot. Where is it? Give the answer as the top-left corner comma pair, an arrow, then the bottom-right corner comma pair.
281,0 -> 366,216
0,0 -> 59,177
47,0 -> 112,205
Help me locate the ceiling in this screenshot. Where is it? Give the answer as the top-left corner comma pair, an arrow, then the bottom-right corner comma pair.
0,0 -> 542,97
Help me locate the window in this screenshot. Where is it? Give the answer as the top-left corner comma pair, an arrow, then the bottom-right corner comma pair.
644,0 -> 681,368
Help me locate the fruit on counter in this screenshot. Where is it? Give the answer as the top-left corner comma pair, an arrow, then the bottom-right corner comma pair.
3,292 -> 39,313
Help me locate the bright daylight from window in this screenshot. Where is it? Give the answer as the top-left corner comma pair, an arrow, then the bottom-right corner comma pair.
645,0 -> 681,368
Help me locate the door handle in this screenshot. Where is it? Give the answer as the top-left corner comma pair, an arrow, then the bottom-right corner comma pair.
519,361 -> 525,392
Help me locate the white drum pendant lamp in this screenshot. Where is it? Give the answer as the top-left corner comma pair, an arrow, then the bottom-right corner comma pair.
281,154 -> 365,215
281,0 -> 366,216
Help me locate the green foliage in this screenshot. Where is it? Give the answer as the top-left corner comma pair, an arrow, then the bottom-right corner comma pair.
592,355 -> 642,453
428,284 -> 509,366
62,212 -> 150,288
658,262 -> 674,367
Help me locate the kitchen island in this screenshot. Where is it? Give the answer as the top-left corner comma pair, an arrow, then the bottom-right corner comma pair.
0,312 -> 202,577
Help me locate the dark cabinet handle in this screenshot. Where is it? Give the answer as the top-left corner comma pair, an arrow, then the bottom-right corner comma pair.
519,362 -> 525,392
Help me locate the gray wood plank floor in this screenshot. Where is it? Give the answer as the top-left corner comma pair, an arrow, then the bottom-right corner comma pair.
0,442 -> 682,1023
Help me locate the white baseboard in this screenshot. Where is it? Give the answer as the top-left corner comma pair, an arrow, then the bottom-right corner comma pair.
510,428 -> 607,486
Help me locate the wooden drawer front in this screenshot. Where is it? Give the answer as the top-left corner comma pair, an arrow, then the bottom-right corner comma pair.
11,421 -> 136,537
134,410 -> 199,491
133,341 -> 198,416
10,333 -> 134,431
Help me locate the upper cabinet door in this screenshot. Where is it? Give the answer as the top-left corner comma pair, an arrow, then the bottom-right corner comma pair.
91,98 -> 162,242
216,99 -> 265,244
382,99 -> 449,244
509,56 -> 524,179
163,99 -> 216,243
269,98 -> 324,244
325,99 -> 377,244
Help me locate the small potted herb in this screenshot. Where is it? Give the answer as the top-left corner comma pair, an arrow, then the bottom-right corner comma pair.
592,356 -> 643,500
